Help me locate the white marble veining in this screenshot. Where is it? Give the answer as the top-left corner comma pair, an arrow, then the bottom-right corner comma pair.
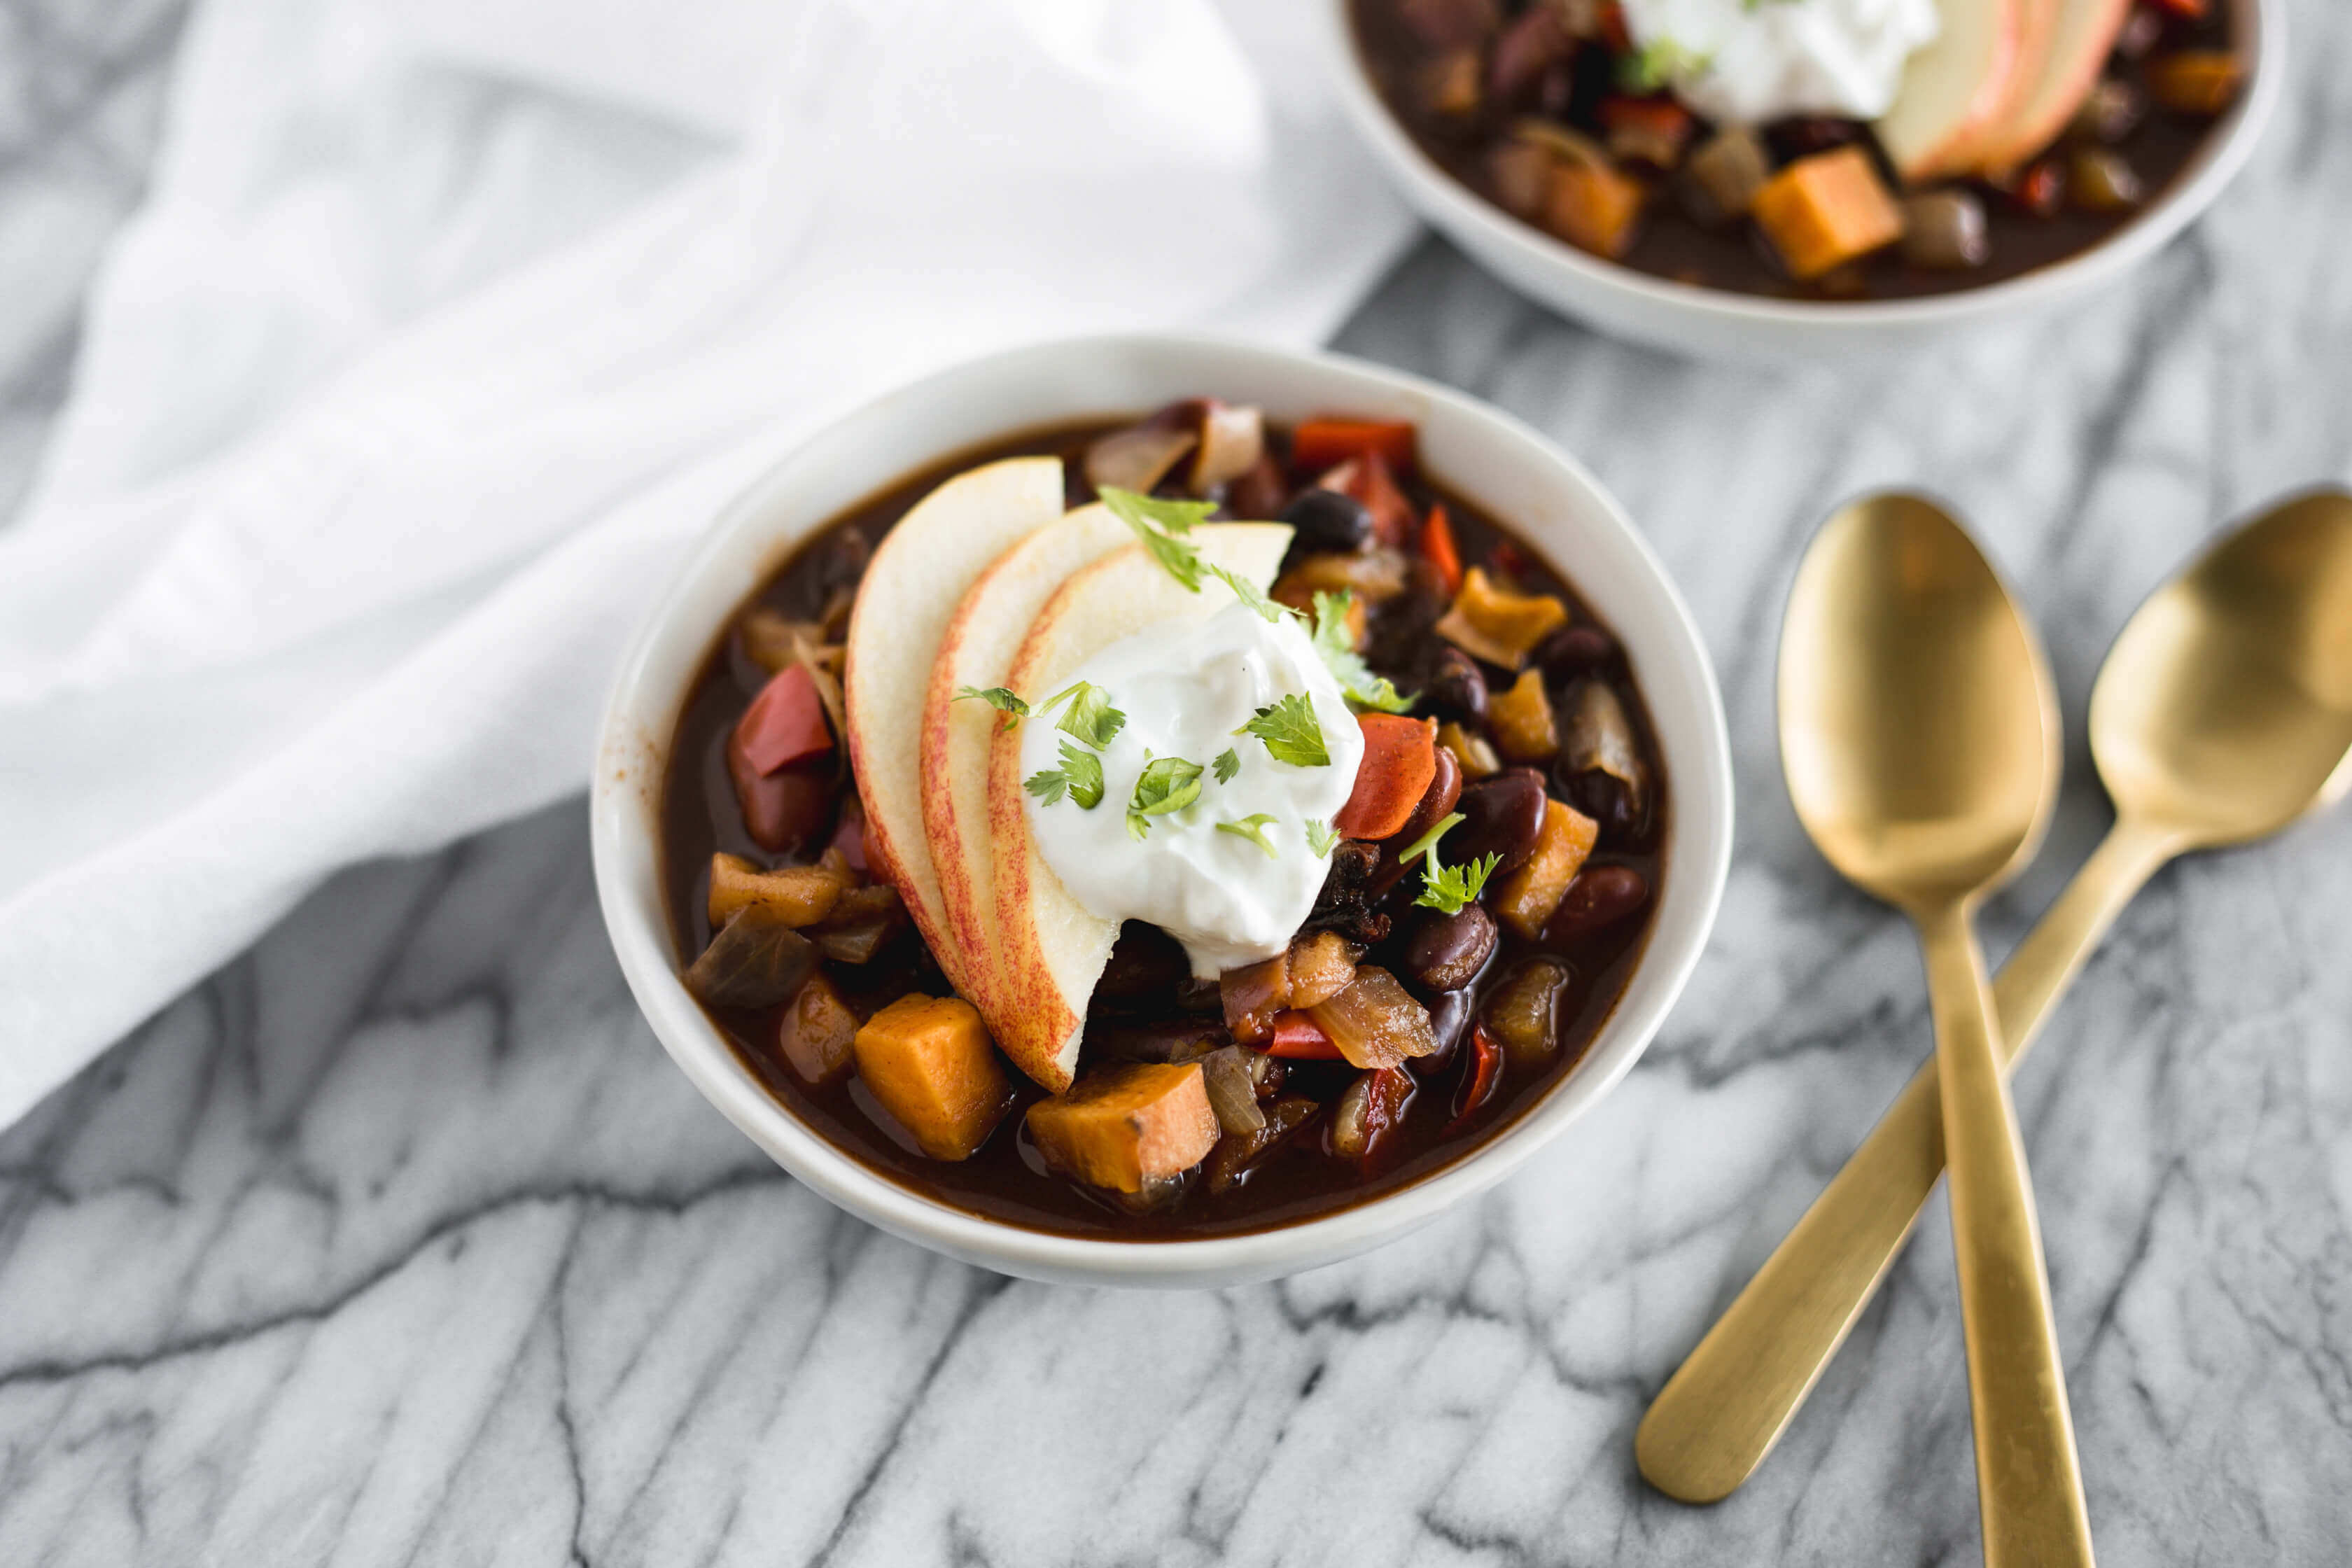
5,1 -> 2352,1563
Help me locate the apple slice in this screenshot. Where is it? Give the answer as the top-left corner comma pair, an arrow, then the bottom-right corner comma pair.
1936,0 -> 2062,174
1876,0 -> 2022,183
983,524 -> 1294,1091
1973,0 -> 2134,174
841,456 -> 1063,1000
919,502 -> 1133,1028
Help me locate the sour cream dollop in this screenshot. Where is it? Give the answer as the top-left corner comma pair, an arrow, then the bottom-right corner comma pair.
1020,602 -> 1364,978
1620,0 -> 1940,125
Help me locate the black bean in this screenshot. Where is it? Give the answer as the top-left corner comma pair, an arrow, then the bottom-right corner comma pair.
1280,489 -> 1373,554
1536,622 -> 1618,680
1450,768 -> 1548,875
1401,903 -> 1497,994
1421,648 -> 1489,723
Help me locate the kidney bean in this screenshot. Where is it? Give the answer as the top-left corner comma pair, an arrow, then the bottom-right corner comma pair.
1280,488 -> 1374,554
729,748 -> 833,855
1449,768 -> 1548,875
1547,866 -> 1651,942
1421,647 -> 1489,723
1536,622 -> 1618,680
1400,902 -> 1497,994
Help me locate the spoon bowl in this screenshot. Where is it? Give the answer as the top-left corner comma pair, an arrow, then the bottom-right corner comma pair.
2092,487 -> 2352,846
1780,493 -> 2061,908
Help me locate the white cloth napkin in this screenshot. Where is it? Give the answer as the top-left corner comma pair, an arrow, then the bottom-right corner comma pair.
0,0 -> 1414,1128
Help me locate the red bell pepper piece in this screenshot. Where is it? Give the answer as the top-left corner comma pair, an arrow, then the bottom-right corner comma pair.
1596,1 -> 1632,51
1290,417 -> 1417,477
1446,1024 -> 1505,1131
1266,1011 -> 1344,1059
1316,452 -> 1416,548
1600,96 -> 1693,139
1419,504 -> 1464,597
733,664 -> 834,776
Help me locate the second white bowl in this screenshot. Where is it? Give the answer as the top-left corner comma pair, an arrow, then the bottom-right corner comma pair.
1319,0 -> 2283,362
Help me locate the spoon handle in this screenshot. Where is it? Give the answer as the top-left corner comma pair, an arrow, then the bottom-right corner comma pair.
1636,818 -> 2178,1504
1918,902 -> 2094,1566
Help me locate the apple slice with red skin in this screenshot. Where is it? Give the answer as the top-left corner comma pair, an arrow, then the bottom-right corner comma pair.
920,503 -> 1133,1033
1876,0 -> 2024,183
983,524 -> 1294,1091
841,456 -> 1064,1001
1973,0 -> 2135,173
1933,0 -> 2063,175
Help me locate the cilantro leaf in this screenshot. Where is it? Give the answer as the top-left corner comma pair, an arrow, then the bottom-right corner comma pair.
1311,590 -> 1415,714
1396,811 -> 1464,869
1212,748 -> 1240,784
1217,813 -> 1280,858
1305,818 -> 1340,858
1024,741 -> 1105,810
1414,846 -> 1503,916
1100,486 -> 1299,625
954,686 -> 1030,729
1235,692 -> 1330,769
1208,561 -> 1299,625
1043,680 -> 1125,750
1620,36 -> 1712,93
1101,486 -> 1214,590
1126,755 -> 1205,840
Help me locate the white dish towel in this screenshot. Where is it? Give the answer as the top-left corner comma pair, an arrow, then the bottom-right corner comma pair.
0,0 -> 1414,1128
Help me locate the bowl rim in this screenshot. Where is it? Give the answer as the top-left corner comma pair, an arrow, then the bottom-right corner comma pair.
1317,0 -> 2284,332
589,332 -> 1732,1284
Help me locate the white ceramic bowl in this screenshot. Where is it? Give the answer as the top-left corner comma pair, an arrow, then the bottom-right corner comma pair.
1320,0 -> 2283,361
591,335 -> 1732,1288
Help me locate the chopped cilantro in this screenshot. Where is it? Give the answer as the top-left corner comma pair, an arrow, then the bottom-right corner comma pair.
1311,591 -> 1414,713
1217,813 -> 1281,858
1305,818 -> 1340,858
1396,811 -> 1464,869
1024,741 -> 1105,810
1415,845 -> 1503,916
954,685 -> 1030,729
1100,486 -> 1216,590
1236,692 -> 1331,768
1043,680 -> 1125,750
1126,755 -> 1205,841
1212,748 -> 1241,784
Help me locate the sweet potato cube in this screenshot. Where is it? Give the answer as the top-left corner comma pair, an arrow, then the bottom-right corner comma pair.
1492,799 -> 1601,939
1751,147 -> 1903,280
777,972 -> 858,1087
1541,158 -> 1646,259
1025,1063 -> 1220,1194
852,995 -> 1010,1160
1488,668 -> 1558,764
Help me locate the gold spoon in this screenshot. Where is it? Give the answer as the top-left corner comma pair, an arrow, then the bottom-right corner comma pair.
1765,493 -> 2088,1567
1637,487 -> 2352,1506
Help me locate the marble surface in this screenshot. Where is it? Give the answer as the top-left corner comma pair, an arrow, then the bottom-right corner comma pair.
5,1 -> 2352,1562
